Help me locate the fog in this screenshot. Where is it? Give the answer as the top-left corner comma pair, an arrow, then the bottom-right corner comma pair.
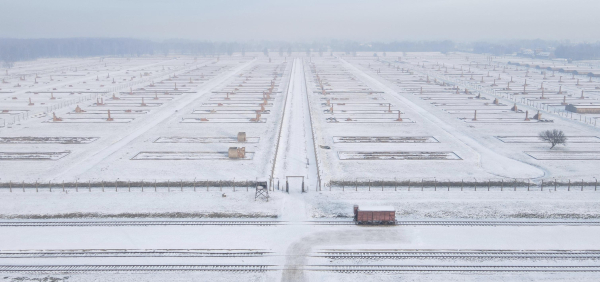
1,0 -> 599,42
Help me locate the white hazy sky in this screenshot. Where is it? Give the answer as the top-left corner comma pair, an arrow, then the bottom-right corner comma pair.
1,0 -> 599,42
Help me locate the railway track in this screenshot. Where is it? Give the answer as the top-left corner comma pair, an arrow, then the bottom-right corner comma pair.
308,220 -> 600,226
316,250 -> 600,260
309,265 -> 600,272
0,249 -> 270,258
0,221 -> 283,227
0,265 -> 273,272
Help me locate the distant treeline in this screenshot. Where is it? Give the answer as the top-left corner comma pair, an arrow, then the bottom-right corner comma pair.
470,40 -> 600,61
0,38 -> 460,67
554,44 -> 600,61
0,38 -> 154,67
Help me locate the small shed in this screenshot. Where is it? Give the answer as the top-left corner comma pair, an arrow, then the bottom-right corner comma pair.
228,147 -> 246,159
237,132 -> 246,142
566,104 -> 600,114
353,205 -> 396,225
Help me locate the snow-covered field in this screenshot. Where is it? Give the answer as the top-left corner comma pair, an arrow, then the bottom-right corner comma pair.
2,53 -> 600,281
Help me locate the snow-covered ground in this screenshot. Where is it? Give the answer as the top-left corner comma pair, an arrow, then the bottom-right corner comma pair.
2,53 -> 600,281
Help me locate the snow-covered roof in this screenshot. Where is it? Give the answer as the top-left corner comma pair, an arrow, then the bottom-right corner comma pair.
358,206 -> 395,212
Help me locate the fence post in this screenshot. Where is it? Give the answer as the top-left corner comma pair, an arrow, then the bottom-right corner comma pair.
582,179 -> 584,191
35,181 -> 38,193
76,180 -> 78,192
368,179 -> 371,191
129,180 -> 131,192
541,180 -> 543,191
514,179 -> 516,191
142,180 -> 144,192
554,179 -> 557,191
246,180 -> 249,192
193,178 -> 196,192
487,179 -> 490,191
181,180 -> 183,192
421,179 -> 424,191
461,179 -> 463,190
220,180 -> 222,191
102,180 -> 105,192
568,179 -> 571,191
115,180 -> 118,192
22,181 -> 24,192
434,179 -> 437,191
382,180 -> 384,191
167,180 -> 170,192
206,180 -> 209,191
355,179 -> 358,191
596,179 -> 598,191
88,180 -> 91,192
527,179 -> 530,191
408,179 -> 411,191
63,180 -> 65,192
9,181 -> 12,193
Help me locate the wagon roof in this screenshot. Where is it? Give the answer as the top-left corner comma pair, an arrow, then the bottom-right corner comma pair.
358,206 -> 395,211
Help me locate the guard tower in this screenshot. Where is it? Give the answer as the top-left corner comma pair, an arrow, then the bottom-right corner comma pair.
254,181 -> 269,201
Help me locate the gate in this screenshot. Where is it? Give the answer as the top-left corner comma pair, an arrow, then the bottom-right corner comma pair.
285,176 -> 305,193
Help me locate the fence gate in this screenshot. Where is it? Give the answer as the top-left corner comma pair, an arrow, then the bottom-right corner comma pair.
285,176 -> 305,193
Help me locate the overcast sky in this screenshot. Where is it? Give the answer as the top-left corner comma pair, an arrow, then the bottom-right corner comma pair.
1,0 -> 599,42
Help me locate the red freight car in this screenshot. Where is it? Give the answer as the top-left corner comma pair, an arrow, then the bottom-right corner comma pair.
353,205 -> 396,225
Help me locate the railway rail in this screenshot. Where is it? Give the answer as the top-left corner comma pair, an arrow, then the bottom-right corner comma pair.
0,265 -> 273,272
2,220 -> 599,227
0,249 -> 270,258
316,250 -> 600,260
0,220 -> 283,227
309,265 -> 600,272
308,220 -> 600,226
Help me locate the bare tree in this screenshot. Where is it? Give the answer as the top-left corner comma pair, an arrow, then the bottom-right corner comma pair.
539,129 -> 567,149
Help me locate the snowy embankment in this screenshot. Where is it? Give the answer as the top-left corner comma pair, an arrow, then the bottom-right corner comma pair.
307,191 -> 600,220
0,191 -> 281,219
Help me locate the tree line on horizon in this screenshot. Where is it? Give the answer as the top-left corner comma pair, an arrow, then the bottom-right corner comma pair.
1,38 -> 599,67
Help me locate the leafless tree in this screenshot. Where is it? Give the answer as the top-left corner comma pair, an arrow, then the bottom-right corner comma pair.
539,129 -> 567,149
